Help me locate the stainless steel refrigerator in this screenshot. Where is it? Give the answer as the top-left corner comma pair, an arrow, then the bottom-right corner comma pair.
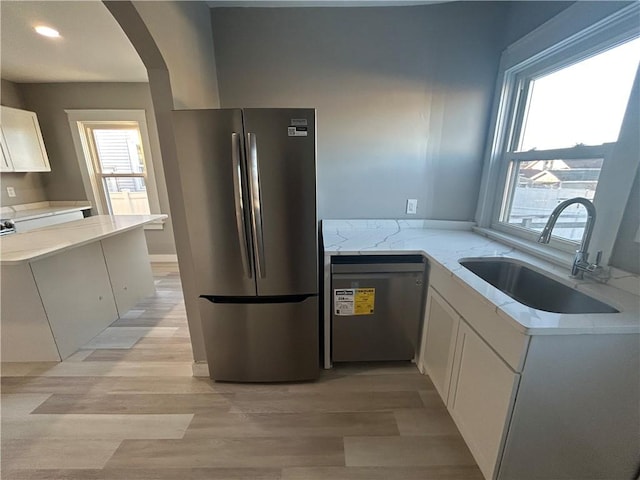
172,108 -> 319,382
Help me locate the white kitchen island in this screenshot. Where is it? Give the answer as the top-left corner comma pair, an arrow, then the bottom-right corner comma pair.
1,214 -> 166,362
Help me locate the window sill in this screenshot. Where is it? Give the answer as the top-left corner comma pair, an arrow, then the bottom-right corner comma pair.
472,227 -> 574,270
144,218 -> 165,231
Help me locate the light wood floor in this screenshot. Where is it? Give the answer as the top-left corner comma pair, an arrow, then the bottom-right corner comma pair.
1,263 -> 482,479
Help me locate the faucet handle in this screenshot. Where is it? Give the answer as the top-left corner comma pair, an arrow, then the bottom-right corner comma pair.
585,251 -> 603,272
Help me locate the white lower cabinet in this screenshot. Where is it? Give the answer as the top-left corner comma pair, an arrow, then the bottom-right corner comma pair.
101,228 -> 154,316
31,242 -> 119,359
448,321 -> 520,479
420,285 -> 520,480
419,264 -> 635,479
419,287 -> 460,403
0,227 -> 154,362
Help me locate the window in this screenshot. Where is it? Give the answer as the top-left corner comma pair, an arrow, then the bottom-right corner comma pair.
477,3 -> 640,263
67,110 -> 163,227
499,38 -> 639,243
85,124 -> 151,215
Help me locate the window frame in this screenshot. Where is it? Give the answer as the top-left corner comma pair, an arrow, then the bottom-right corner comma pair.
476,2 -> 640,265
67,109 -> 163,228
496,143 -> 615,254
84,122 -> 152,215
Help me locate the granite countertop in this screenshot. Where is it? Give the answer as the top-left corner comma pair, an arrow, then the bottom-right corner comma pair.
1,201 -> 92,222
0,214 -> 166,265
322,220 -> 640,335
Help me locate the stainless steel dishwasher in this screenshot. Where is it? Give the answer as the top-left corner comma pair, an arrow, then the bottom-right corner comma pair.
331,255 -> 427,362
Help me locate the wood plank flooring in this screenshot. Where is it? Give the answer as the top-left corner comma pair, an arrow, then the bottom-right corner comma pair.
1,263 -> 482,479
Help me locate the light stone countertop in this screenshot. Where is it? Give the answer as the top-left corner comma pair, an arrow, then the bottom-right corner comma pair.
322,219 -> 640,335
0,214 -> 167,265
1,201 -> 93,222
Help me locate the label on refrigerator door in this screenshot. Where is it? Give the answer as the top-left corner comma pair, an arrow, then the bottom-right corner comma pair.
334,288 -> 375,315
288,126 -> 308,137
290,118 -> 308,126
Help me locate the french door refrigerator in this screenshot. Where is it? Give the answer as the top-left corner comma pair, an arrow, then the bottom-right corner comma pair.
172,108 -> 319,382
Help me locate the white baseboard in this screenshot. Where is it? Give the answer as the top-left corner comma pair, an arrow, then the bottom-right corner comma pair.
149,254 -> 178,263
192,361 -> 210,378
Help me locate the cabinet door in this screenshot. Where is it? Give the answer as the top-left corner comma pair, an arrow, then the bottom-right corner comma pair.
448,321 -> 520,480
101,228 -> 154,317
418,287 -> 460,403
30,242 -> 118,359
0,106 -> 51,172
0,130 -> 13,171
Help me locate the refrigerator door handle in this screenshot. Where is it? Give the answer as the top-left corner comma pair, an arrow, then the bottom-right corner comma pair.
248,132 -> 266,278
232,133 -> 252,278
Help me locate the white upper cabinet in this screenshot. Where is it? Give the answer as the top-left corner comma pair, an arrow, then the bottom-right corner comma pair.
0,106 -> 51,172
0,131 -> 13,172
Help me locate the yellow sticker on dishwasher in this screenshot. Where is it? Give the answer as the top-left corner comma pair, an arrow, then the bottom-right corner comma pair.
354,288 -> 375,315
334,288 -> 375,315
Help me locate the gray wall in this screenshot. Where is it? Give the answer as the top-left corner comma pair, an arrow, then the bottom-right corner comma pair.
106,0 -> 222,363
133,1 -> 220,109
18,82 -> 175,255
211,4 -> 507,220
0,79 -> 49,206
502,1 -> 575,46
609,70 -> 640,275
210,2 -> 574,221
1,79 -> 24,108
210,2 -> 640,275
611,168 -> 640,275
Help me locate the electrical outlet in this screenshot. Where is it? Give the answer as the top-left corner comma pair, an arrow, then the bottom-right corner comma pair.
406,198 -> 417,215
6,186 -> 16,198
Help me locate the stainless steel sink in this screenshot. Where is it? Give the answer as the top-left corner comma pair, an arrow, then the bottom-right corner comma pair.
459,258 -> 619,314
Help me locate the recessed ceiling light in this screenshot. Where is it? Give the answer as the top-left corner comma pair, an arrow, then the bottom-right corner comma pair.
34,25 -> 61,38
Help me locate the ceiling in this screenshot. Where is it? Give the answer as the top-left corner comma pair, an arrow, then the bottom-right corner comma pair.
1,1 -> 147,83
207,0 -> 446,6
1,0 -> 448,84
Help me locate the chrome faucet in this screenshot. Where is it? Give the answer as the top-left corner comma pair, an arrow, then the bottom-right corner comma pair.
537,197 -> 601,279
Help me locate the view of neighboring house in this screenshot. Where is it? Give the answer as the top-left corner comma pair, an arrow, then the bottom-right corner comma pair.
509,159 -> 604,240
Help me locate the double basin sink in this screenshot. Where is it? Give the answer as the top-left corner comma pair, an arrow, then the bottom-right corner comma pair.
459,257 -> 618,314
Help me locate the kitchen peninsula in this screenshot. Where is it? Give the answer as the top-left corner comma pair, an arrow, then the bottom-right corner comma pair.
1,214 -> 166,362
322,219 -> 639,479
